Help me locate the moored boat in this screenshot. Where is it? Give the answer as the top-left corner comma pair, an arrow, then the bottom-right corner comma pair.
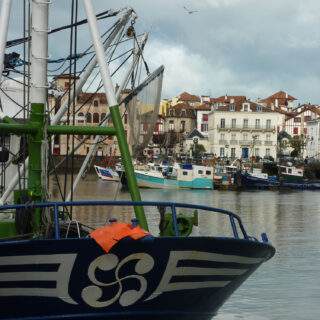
94,165 -> 120,181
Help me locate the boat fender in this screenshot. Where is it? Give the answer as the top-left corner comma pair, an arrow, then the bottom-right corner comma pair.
90,222 -> 150,253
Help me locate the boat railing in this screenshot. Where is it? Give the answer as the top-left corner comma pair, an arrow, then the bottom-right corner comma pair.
0,200 -> 249,241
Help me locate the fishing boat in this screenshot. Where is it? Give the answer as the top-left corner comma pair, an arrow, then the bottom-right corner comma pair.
234,170 -> 279,189
134,162 -> 214,189
0,1 -> 275,319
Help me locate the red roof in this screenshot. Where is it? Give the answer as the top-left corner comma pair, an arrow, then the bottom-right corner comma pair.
178,91 -> 200,102
260,91 -> 296,108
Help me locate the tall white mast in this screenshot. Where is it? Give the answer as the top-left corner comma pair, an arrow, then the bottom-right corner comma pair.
0,0 -> 12,84
30,0 -> 49,104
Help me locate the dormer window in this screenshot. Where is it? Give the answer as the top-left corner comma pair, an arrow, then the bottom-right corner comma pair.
169,109 -> 174,117
257,105 -> 262,112
243,105 -> 248,112
181,109 -> 186,117
229,104 -> 235,111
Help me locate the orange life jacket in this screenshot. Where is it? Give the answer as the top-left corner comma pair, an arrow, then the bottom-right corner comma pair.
90,222 -> 150,253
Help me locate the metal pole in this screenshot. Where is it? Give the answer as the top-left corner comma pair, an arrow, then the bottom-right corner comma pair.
0,0 -> 12,82
0,8 -> 133,205
66,33 -> 148,201
83,0 -> 148,230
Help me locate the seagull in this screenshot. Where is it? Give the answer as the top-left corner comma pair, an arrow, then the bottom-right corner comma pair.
183,6 -> 198,14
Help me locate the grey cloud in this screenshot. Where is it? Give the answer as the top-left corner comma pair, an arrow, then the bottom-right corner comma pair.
6,0 -> 320,103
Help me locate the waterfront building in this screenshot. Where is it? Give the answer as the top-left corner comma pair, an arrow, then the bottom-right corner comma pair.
171,91 -> 201,107
195,104 -> 212,137
259,90 -> 297,112
208,100 -> 279,160
49,75 -> 129,157
306,118 -> 320,159
284,104 -> 320,137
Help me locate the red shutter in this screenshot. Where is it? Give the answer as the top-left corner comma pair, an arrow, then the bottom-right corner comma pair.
293,127 -> 298,134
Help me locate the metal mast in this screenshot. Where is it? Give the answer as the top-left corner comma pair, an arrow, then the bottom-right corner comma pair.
0,7 -> 133,204
83,0 -> 148,230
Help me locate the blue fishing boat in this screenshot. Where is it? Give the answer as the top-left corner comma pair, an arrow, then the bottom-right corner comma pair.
0,1 -> 275,319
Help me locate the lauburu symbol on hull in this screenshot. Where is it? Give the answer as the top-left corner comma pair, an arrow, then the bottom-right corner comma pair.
81,253 -> 155,307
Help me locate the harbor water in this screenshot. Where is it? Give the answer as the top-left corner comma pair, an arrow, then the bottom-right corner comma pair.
52,174 -> 320,320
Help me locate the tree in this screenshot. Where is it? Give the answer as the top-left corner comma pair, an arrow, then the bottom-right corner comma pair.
290,135 -> 306,158
192,143 -> 206,159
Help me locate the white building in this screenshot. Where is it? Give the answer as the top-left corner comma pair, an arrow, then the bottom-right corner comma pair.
306,119 -> 320,159
208,100 -> 280,160
196,104 -> 211,137
284,104 -> 320,137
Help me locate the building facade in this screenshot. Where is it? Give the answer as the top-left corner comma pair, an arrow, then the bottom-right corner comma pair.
208,101 -> 279,160
306,119 -> 320,159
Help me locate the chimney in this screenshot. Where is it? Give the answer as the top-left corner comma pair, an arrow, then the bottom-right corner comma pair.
225,94 -> 228,101
275,98 -> 279,108
285,92 -> 288,99
271,103 -> 275,111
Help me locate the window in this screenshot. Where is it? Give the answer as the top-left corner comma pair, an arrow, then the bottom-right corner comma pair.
266,148 -> 270,156
294,117 -> 301,123
266,134 -> 271,141
243,105 -> 248,112
202,114 -> 208,121
293,127 -> 298,134
231,118 -> 236,128
255,119 -> 260,129
220,118 -> 225,128
220,147 -> 225,157
243,119 -> 248,128
93,113 -> 99,123
198,170 -> 203,174
54,135 -> 59,145
304,116 -> 311,121
124,113 -> 128,124
231,148 -> 236,158
231,133 -> 236,141
169,120 -> 174,131
266,119 -> 271,129
93,100 -> 99,107
181,109 -> 186,117
201,123 -> 208,132
78,135 -> 83,140
288,168 -> 292,174
229,104 -> 235,111
180,120 -> 186,132
243,133 -> 248,141
206,170 -> 211,175
169,109 -> 174,116
64,82 -> 70,89
220,133 -> 225,141
304,128 -> 307,134
257,105 -> 262,111
86,113 -> 92,123
183,171 -> 188,176
255,148 -> 260,156
78,112 -> 84,124
101,113 -> 106,122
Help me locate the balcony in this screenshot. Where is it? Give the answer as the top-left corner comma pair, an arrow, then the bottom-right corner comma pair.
219,139 -> 228,145
254,140 -> 262,146
239,140 -> 252,146
264,141 -> 273,146
218,125 -> 275,132
230,140 -> 238,145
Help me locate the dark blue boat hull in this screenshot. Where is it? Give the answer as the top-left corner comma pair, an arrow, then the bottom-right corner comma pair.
234,172 -> 278,189
0,236 -> 274,320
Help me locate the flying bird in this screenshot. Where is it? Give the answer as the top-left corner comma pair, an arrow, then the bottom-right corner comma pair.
183,6 -> 198,14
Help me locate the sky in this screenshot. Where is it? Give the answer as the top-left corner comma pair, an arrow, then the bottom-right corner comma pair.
6,0 -> 320,103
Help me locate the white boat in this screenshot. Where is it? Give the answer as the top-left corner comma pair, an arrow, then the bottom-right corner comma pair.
94,165 -> 120,181
135,163 -> 214,189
